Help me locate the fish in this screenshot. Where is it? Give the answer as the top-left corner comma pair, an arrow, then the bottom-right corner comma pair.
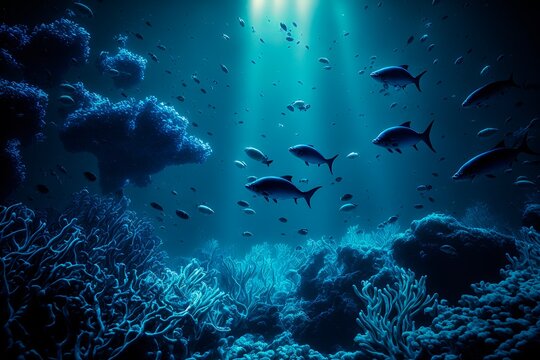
477,128 -> 499,138
58,95 -> 75,105
340,194 -> 353,201
73,2 -> 94,17
462,74 -> 519,107
220,64 -> 229,73
514,179 -> 536,188
339,203 -> 357,212
175,209 -> 190,220
145,21 -> 152,27
440,244 -> 457,256
222,33 -> 230,40
427,44 -> 435,52
387,215 -> 399,224
192,74 -> 200,84
370,65 -> 427,91
480,65 -> 490,76
198,204 -> 215,215
406,35 -> 414,45
237,200 -> 250,207
416,184 -> 432,192
59,83 -> 76,93
278,217 -> 288,223
289,99 -> 310,111
242,231 -> 253,237
289,144 -> 338,174
244,147 -> 273,166
150,202 -> 163,211
36,184 -> 49,194
246,176 -> 257,182
171,190 -> 177,195
420,34 -> 428,42
298,228 -> 309,235
454,56 -> 464,65
346,152 -> 359,159
234,160 -> 247,169
148,53 -> 158,62
134,32 -> 144,40
372,120 -> 436,153
280,22 -> 287,31
176,95 -> 185,102
453,137 -> 536,180
243,208 -> 256,215
335,177 -> 343,182
318,57 -> 330,64
238,17 -> 245,27
413,204 -> 424,209
83,171 -> 97,182
245,175 -> 322,208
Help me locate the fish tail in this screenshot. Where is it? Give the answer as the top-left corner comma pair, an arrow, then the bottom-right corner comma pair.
264,159 -> 273,166
414,70 -> 427,91
326,154 -> 339,174
303,186 -> 322,208
421,120 -> 436,152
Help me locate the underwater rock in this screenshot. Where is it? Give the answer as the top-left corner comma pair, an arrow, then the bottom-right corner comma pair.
59,84 -> 212,193
522,203 -> 540,231
392,213 -> 518,302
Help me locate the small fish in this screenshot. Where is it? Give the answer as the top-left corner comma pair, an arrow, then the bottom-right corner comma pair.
289,144 -> 338,174
454,56 -> 464,65
289,99 -> 310,111
246,176 -> 257,182
278,217 -> 288,223
477,128 -> 499,138
293,22 -> 297,27
245,176 -> 322,208
419,34 -> 428,42
370,65 -> 427,91
513,179 -> 536,188
238,17 -> 245,27
298,228 -> 309,235
318,57 -> 330,64
242,231 -> 253,237
339,203 -> 357,212
480,65 -> 490,76
440,244 -> 457,256
192,74 -> 200,84
220,64 -> 229,73
234,160 -> 247,169
335,176 -> 343,182
134,32 -> 144,40
280,22 -> 287,31
83,171 -> 97,182
243,208 -> 256,215
237,200 -> 250,207
286,36 -> 294,42
73,2 -> 94,18
175,209 -> 190,220
340,194 -> 353,201
150,202 -> 164,211
58,95 -> 75,105
372,121 -> 436,153
222,33 -> 230,40
387,215 -> 399,224
36,184 -> 49,194
462,74 -> 519,107
176,95 -> 185,102
59,83 -> 76,93
406,35 -> 414,45
171,190 -> 177,195
198,204 -> 215,215
244,147 -> 273,166
200,88 -> 207,94
346,152 -> 359,159
453,137 -> 536,180
416,184 -> 432,192
413,204 -> 424,209
147,52 -> 158,62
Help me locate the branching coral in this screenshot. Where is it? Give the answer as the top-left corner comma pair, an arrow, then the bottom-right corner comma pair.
353,267 -> 438,360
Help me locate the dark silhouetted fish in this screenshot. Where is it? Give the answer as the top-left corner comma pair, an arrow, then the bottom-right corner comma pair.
462,74 -> 519,107
83,171 -> 97,182
36,184 -> 49,194
244,147 -> 273,166
373,121 -> 435,153
370,65 -> 427,91
245,175 -> 321,208
150,202 -> 163,211
289,144 -> 338,174
175,209 -> 190,220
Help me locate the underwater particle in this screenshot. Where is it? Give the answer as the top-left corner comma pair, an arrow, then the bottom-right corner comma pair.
390,102 -> 397,109
280,22 -> 287,31
318,57 -> 330,64
73,2 -> 94,18
406,35 -> 414,45
171,190 -> 177,195
339,203 -> 357,212
298,228 -> 309,235
176,95 -> 185,102
237,200 -> 249,207
454,56 -> 464,65
335,176 -> 343,182
346,152 -> 359,159
439,244 -> 458,256
197,204 -> 214,215
134,32 -> 143,40
428,196 -> 435,202
220,64 -> 229,73
57,164 -> 67,174
497,54 -> 505,62
414,204 -> 424,209
278,217 -> 288,223
222,33 -> 230,40
58,95 -> 75,105
150,202 -> 163,211
36,184 -> 49,194
243,208 -> 256,215
477,127 -> 499,138
175,209 -> 190,220
432,172 -> 439,177
480,65 -> 490,76
420,34 -> 428,42
323,65 -> 332,70
416,184 -> 432,191
145,21 -> 152,27
244,147 -> 273,166
242,231 -> 253,237
427,43 -> 435,52
157,44 -> 166,51
200,88 -> 207,94
340,194 -> 353,201
83,171 -> 97,182
97,48 -> 147,88
246,175 -> 257,182
238,17 -> 245,27
148,52 -> 158,62
234,160 -> 247,169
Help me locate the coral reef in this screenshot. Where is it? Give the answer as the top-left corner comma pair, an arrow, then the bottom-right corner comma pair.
392,213 -> 518,302
0,140 -> 25,200
97,48 -> 147,88
59,84 -> 212,193
522,203 -> 540,231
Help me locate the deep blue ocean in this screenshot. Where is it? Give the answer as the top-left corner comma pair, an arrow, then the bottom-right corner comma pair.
1,1 -> 540,359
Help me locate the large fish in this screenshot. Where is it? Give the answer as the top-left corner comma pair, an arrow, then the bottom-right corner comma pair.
244,147 -> 273,166
452,137 -> 536,180
289,144 -> 338,174
462,74 -> 519,107
373,120 -> 435,153
370,65 -> 427,91
245,176 -> 321,208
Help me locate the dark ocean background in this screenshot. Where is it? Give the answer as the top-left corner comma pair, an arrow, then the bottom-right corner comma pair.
1,1 -> 540,359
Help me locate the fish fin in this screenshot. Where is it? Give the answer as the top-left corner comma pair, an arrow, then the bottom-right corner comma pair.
387,148 -> 393,153
303,186 -> 322,208
400,121 -> 412,127
395,148 -> 402,154
491,140 -> 506,150
413,144 -> 418,150
305,161 -> 309,166
264,159 -> 273,166
281,175 -> 293,181
414,70 -> 427,92
400,64 -> 409,70
326,154 -> 339,175
421,120 -> 436,152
